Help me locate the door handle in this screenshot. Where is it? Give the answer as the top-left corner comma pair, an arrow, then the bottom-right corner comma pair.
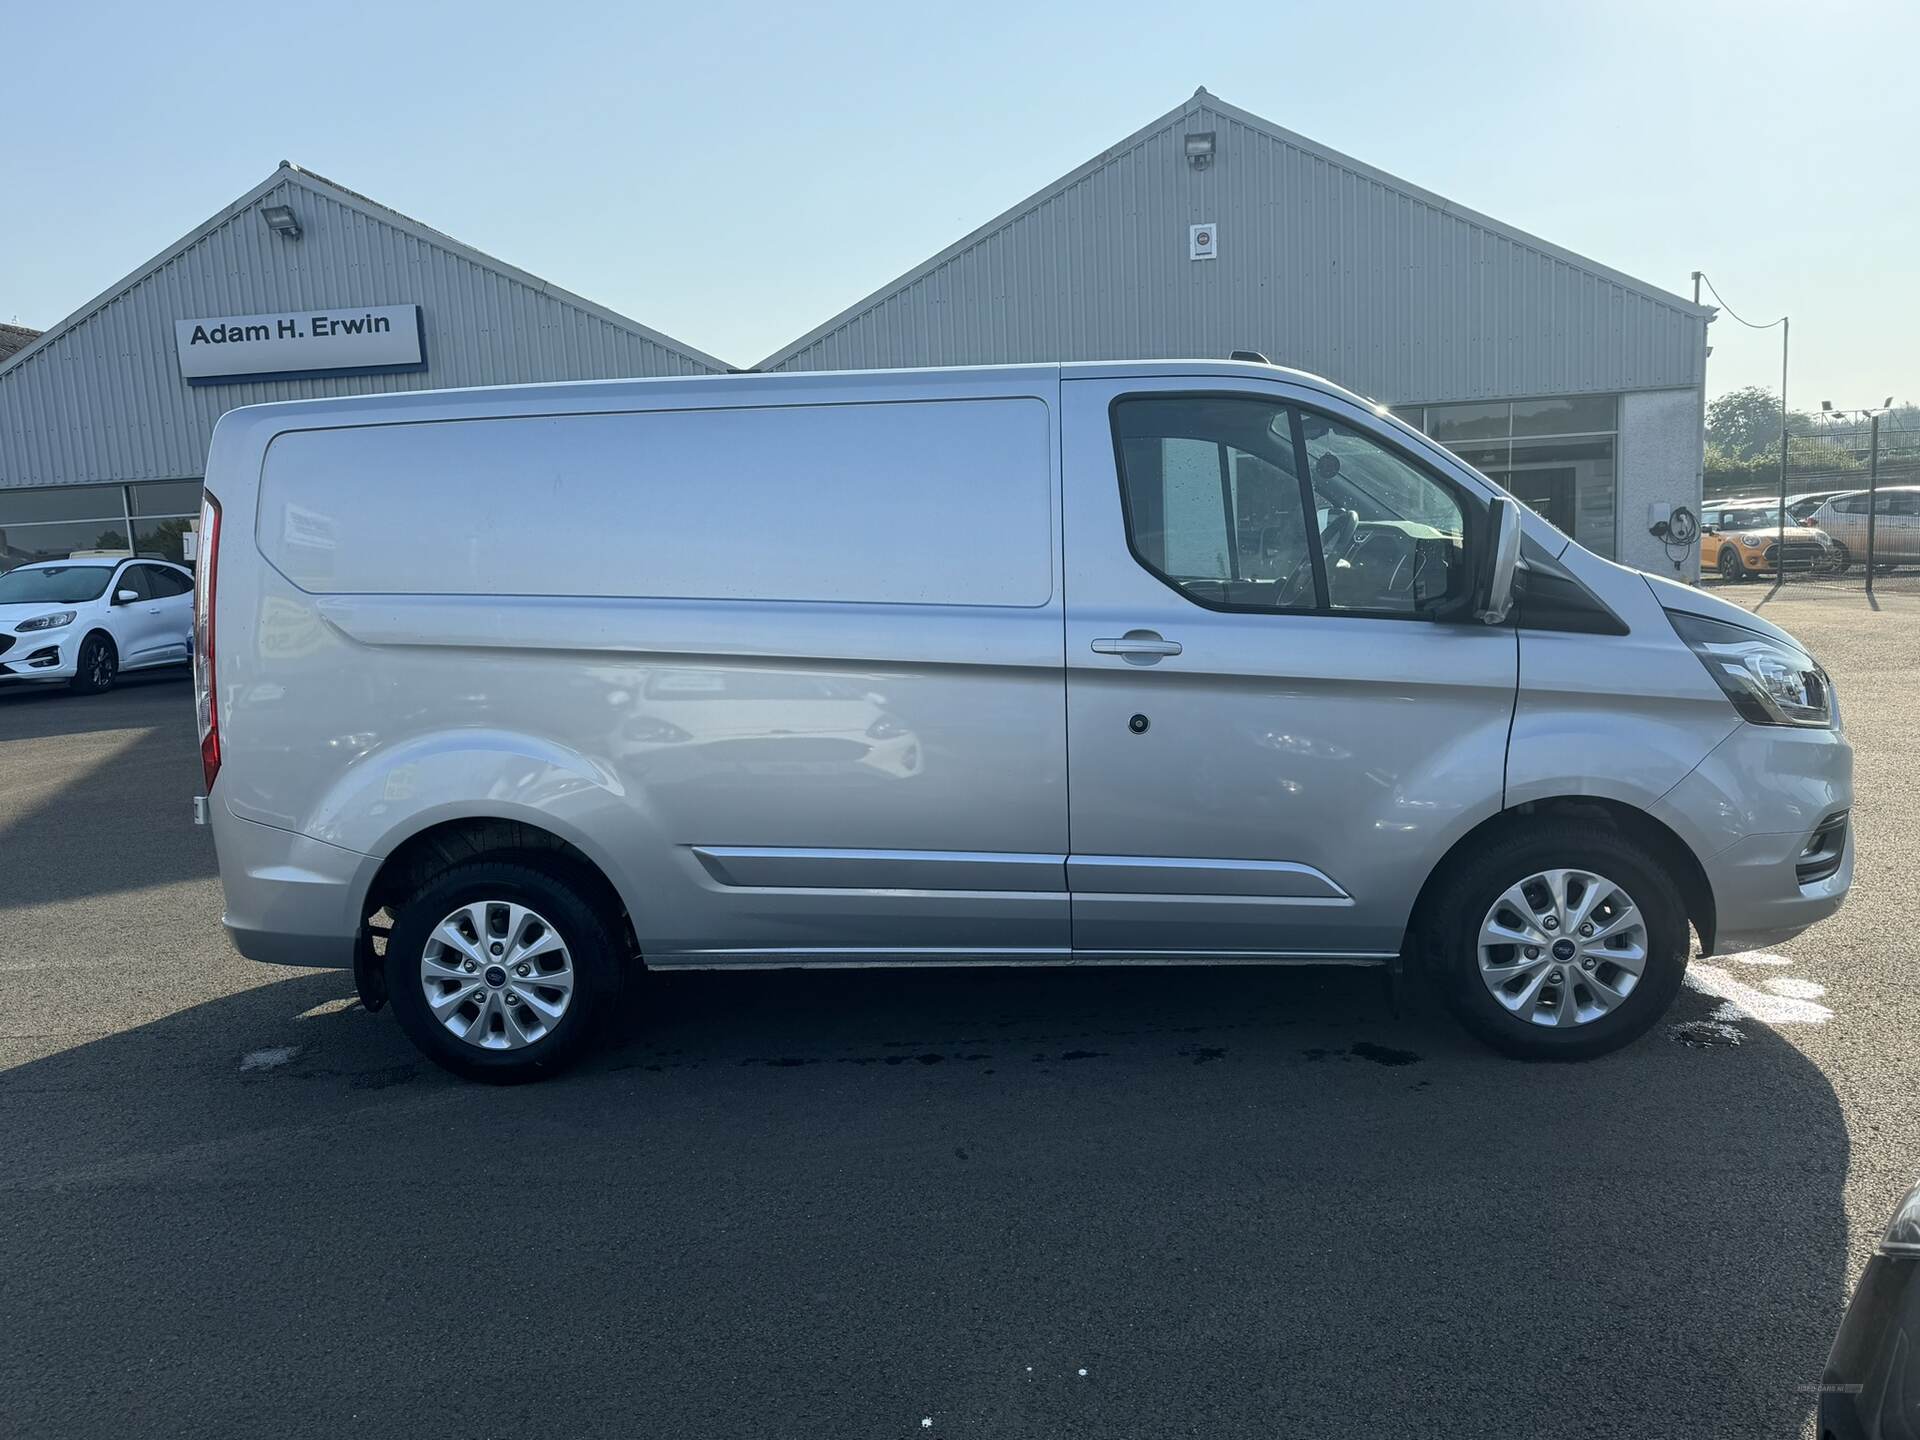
1091,629 -> 1183,659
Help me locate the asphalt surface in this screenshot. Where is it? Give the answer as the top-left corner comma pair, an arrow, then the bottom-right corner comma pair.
2,592 -> 1916,1439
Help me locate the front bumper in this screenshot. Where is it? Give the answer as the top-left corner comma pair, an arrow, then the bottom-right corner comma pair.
0,627 -> 77,681
209,802 -> 376,969
1652,720 -> 1854,953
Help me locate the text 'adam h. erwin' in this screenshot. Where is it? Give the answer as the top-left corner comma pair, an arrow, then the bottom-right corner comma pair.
187,312 -> 394,345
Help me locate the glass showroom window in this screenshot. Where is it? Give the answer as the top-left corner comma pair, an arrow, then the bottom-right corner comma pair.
129,479 -> 205,565
0,485 -> 129,570
0,479 -> 202,571
1393,396 -> 1619,558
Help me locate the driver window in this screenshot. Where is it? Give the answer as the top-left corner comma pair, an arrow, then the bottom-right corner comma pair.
1298,414 -> 1466,615
1113,396 -> 1315,612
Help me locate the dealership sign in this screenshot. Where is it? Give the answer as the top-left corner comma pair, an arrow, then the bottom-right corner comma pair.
174,304 -> 426,384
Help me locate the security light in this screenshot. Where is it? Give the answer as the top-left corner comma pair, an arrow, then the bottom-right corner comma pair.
1821,400 -> 1833,412
261,204 -> 302,240
1184,132 -> 1216,169
1887,397 -> 1896,409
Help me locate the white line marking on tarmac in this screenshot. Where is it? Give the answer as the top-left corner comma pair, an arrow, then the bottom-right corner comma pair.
240,1045 -> 300,1071
1687,953 -> 1833,1025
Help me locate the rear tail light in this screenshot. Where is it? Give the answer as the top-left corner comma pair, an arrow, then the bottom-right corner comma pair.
194,491 -> 222,790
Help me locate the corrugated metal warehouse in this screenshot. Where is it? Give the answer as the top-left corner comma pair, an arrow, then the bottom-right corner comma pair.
3,91 -> 1712,578
0,163 -> 725,567
763,89 -> 1714,579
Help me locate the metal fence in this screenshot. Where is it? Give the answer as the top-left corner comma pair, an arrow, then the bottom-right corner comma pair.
1702,415 -> 1920,593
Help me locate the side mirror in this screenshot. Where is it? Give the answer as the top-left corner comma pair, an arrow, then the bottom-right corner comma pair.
1474,498 -> 1522,625
114,588 -> 140,605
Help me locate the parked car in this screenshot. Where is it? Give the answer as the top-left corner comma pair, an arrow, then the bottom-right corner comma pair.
1819,1179 -> 1920,1437
1698,503 -> 1842,581
1805,487 -> 1920,571
1788,490 -> 1849,525
195,361 -> 1854,1080
0,553 -> 194,693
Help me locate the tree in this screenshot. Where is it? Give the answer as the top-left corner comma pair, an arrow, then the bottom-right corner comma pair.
1706,385 -> 1814,461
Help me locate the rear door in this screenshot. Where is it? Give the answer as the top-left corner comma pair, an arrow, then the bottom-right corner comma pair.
1060,376 -> 1518,959
140,564 -> 194,662
1886,492 -> 1920,561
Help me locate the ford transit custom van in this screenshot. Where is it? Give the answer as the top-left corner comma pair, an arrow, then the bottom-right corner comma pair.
194,360 -> 1852,1079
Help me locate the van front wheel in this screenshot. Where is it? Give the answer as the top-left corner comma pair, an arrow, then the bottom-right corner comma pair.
1428,825 -> 1689,1060
385,859 -> 618,1081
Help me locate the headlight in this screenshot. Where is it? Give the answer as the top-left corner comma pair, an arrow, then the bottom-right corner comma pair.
1666,610 -> 1834,728
1738,532 -> 1769,548
1880,1182 -> 1920,1257
15,610 -> 76,633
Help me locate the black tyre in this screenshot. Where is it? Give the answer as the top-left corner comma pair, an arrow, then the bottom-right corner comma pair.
385,858 -> 621,1082
68,633 -> 118,693
1427,823 -> 1690,1060
1716,547 -> 1743,582
1830,543 -> 1851,573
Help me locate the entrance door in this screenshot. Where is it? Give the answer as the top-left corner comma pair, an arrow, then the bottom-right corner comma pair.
1060,376 -> 1518,958
1496,465 -> 1577,537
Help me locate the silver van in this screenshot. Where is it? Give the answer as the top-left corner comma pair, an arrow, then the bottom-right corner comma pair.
194,361 -> 1853,1079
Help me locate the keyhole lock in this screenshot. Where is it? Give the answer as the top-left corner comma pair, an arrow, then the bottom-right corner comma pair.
1128,713 -> 1150,735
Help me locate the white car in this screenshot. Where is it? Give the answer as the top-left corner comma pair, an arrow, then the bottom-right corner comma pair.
0,554 -> 195,694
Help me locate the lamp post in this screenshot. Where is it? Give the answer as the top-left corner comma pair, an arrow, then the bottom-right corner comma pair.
1691,273 -> 1790,584
1777,319 -> 1790,584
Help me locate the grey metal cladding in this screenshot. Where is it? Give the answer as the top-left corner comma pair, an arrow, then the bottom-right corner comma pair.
0,168 -> 728,489
761,90 -> 1710,404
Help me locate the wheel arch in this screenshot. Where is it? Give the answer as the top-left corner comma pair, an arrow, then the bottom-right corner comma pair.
1404,796 -> 1717,967
355,814 -> 640,1010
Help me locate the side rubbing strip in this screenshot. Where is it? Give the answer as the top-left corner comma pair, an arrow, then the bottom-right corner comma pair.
1065,855 -> 1350,901
690,847 -> 1067,893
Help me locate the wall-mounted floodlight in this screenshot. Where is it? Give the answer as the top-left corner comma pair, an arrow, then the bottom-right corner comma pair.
1821,399 -> 1833,412
1184,132 -> 1216,170
261,204 -> 302,240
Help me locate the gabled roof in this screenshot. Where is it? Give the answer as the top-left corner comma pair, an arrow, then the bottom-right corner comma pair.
0,163 -> 729,383
0,323 -> 38,363
1,164 -> 730,487
759,88 -> 1712,389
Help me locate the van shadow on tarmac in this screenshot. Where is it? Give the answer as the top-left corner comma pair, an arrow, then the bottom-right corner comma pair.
0,951 -> 1849,1440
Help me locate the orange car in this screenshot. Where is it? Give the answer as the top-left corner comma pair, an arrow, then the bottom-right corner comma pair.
1699,502 -> 1842,581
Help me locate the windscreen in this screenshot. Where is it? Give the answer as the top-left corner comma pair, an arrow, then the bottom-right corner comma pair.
0,565 -> 113,604
1708,507 -> 1780,530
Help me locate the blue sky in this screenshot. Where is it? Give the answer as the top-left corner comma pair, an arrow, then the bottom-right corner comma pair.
4,0 -> 1914,406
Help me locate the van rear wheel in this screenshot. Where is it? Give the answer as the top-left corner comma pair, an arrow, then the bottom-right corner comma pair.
385,859 -> 618,1082
1427,824 -> 1689,1060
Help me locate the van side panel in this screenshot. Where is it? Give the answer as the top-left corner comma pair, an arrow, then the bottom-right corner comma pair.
256,400 -> 1053,606
218,381 -> 1071,963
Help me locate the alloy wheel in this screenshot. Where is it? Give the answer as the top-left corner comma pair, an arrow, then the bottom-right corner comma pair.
1477,868 -> 1647,1028
419,900 -> 576,1050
